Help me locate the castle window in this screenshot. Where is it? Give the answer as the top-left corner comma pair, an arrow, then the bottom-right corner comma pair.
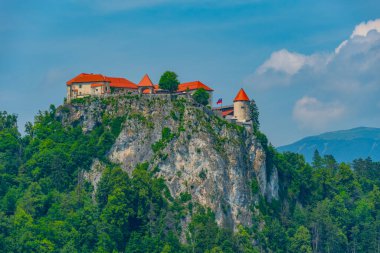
241,106 -> 245,109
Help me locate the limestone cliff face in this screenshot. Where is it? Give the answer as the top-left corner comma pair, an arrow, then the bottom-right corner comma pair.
58,95 -> 278,230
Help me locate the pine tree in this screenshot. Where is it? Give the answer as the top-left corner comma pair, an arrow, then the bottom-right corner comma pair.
312,149 -> 323,169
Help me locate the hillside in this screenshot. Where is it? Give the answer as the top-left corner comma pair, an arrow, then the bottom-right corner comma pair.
277,127 -> 380,162
0,96 -> 379,253
58,94 -> 278,229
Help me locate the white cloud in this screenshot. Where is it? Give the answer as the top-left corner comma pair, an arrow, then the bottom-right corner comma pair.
257,49 -> 307,75
293,96 -> 346,130
351,19 -> 380,38
335,18 -> 380,54
256,49 -> 332,78
248,18 -> 380,132
255,19 -> 380,79
335,40 -> 348,54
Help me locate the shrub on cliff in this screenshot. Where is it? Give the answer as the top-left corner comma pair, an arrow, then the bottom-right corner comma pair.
192,88 -> 210,106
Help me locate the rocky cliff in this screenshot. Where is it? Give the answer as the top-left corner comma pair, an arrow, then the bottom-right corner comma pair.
57,94 -> 278,230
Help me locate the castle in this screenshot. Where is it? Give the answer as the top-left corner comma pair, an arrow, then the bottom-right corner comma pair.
66,73 -> 253,123
66,73 -> 213,103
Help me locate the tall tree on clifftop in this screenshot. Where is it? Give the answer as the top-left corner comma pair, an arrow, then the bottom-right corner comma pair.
159,71 -> 180,93
249,100 -> 260,131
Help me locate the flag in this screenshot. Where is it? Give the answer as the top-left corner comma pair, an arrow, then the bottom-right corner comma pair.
216,98 -> 222,105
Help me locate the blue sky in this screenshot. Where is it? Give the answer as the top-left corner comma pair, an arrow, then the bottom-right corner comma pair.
1,0 -> 380,145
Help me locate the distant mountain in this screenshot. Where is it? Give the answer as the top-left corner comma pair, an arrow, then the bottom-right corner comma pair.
277,127 -> 380,162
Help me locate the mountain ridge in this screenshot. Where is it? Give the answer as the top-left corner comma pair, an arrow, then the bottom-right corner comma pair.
278,127 -> 380,162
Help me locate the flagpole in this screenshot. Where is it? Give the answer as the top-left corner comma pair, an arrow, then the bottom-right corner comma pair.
216,98 -> 222,111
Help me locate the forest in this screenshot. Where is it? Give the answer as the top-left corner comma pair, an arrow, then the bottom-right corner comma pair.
0,108 -> 379,253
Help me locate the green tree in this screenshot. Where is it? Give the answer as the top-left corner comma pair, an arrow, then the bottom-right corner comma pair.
0,111 -> 18,130
264,219 -> 288,253
192,88 -> 210,106
310,200 -> 348,253
289,226 -> 312,253
0,111 -> 21,177
312,149 -> 323,169
159,71 -> 180,93
353,157 -> 380,188
249,100 -> 260,131
188,208 -> 219,253
161,244 -> 172,253
323,154 -> 338,171
235,225 -> 256,253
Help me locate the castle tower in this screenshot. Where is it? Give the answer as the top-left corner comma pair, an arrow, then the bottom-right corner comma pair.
233,88 -> 250,122
138,74 -> 155,94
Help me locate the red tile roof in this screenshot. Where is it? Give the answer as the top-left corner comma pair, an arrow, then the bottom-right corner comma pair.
67,73 -> 107,85
107,77 -> 138,89
138,74 -> 154,87
222,109 -> 234,117
177,81 -> 214,92
67,73 -> 138,89
142,89 -> 153,94
233,88 -> 250,102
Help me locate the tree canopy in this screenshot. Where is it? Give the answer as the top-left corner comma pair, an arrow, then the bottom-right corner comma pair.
192,88 -> 210,106
158,71 -> 180,93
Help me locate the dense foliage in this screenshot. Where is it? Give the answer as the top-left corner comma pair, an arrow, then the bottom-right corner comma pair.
254,150 -> 380,253
158,71 -> 180,93
192,88 -> 210,106
0,107 -> 379,252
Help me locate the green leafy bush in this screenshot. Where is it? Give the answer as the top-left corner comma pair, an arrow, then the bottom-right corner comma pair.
192,88 -> 210,106
180,192 -> 192,203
